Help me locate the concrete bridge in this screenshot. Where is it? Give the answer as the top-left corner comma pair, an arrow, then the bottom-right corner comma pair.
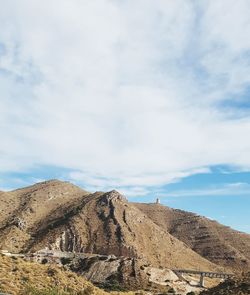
173,269 -> 234,287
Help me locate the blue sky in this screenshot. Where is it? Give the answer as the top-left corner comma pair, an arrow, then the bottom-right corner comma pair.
0,1 -> 250,233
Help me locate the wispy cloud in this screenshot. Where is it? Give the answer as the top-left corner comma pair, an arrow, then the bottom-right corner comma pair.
159,182 -> 250,198
1,1 -> 250,191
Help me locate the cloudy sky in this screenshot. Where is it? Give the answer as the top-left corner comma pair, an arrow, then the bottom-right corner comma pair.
0,0 -> 250,232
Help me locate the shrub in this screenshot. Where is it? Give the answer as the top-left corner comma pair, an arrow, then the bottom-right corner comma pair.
47,267 -> 57,277
11,255 -> 17,260
60,257 -> 72,265
41,258 -> 48,264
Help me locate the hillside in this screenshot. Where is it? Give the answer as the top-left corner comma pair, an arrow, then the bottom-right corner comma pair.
134,203 -> 250,272
0,180 -> 89,253
200,272 -> 250,295
0,253 -> 210,295
0,254 -> 111,295
0,181 -> 218,271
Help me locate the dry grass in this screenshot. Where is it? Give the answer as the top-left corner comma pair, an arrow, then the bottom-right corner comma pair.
0,255 -> 136,295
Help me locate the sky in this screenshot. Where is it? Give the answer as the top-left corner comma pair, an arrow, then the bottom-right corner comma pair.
0,0 -> 250,233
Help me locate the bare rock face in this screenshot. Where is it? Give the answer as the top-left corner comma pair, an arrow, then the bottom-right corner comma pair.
66,254 -> 204,294
66,254 -> 176,291
67,254 -> 150,290
33,190 -> 215,270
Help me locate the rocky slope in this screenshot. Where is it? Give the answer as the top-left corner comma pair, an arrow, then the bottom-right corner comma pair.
200,272 -> 250,295
0,180 -> 89,253
0,252 -> 206,295
66,253 -> 206,294
134,203 -> 250,272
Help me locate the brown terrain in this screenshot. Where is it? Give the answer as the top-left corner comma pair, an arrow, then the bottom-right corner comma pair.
0,254 -> 126,295
0,253 -> 209,295
0,179 -> 250,293
134,203 -> 250,272
200,272 -> 250,295
0,180 -> 217,270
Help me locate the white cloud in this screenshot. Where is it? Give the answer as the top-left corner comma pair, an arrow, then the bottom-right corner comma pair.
159,182 -> 250,198
1,1 -> 250,192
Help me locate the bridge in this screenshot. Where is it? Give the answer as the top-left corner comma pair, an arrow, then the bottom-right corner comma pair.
173,269 -> 234,288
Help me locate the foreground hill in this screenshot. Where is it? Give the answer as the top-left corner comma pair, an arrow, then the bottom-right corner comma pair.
134,203 -> 250,272
0,254 -> 111,295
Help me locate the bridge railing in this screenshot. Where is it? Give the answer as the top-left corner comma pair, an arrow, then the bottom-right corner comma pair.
173,269 -> 234,278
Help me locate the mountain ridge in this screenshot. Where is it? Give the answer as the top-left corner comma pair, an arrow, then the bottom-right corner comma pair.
0,179 -> 249,274
133,202 -> 250,272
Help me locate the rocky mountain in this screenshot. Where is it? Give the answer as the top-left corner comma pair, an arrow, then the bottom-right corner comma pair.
0,180 -> 218,272
134,203 -> 250,272
0,180 -> 249,276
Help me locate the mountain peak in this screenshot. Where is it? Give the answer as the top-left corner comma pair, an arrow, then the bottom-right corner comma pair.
102,190 -> 128,202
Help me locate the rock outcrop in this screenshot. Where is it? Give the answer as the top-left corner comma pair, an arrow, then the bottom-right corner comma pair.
65,253 -> 204,294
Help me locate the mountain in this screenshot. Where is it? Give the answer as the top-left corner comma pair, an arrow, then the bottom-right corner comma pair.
0,180 -> 249,275
134,203 -> 250,272
0,180 -> 218,272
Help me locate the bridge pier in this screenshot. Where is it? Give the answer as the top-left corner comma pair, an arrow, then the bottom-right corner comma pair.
199,273 -> 205,287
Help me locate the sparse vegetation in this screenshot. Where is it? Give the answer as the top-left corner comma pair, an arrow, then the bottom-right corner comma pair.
0,255 -> 110,295
96,280 -> 128,292
200,272 -> 250,295
22,285 -> 68,295
21,285 -> 97,295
